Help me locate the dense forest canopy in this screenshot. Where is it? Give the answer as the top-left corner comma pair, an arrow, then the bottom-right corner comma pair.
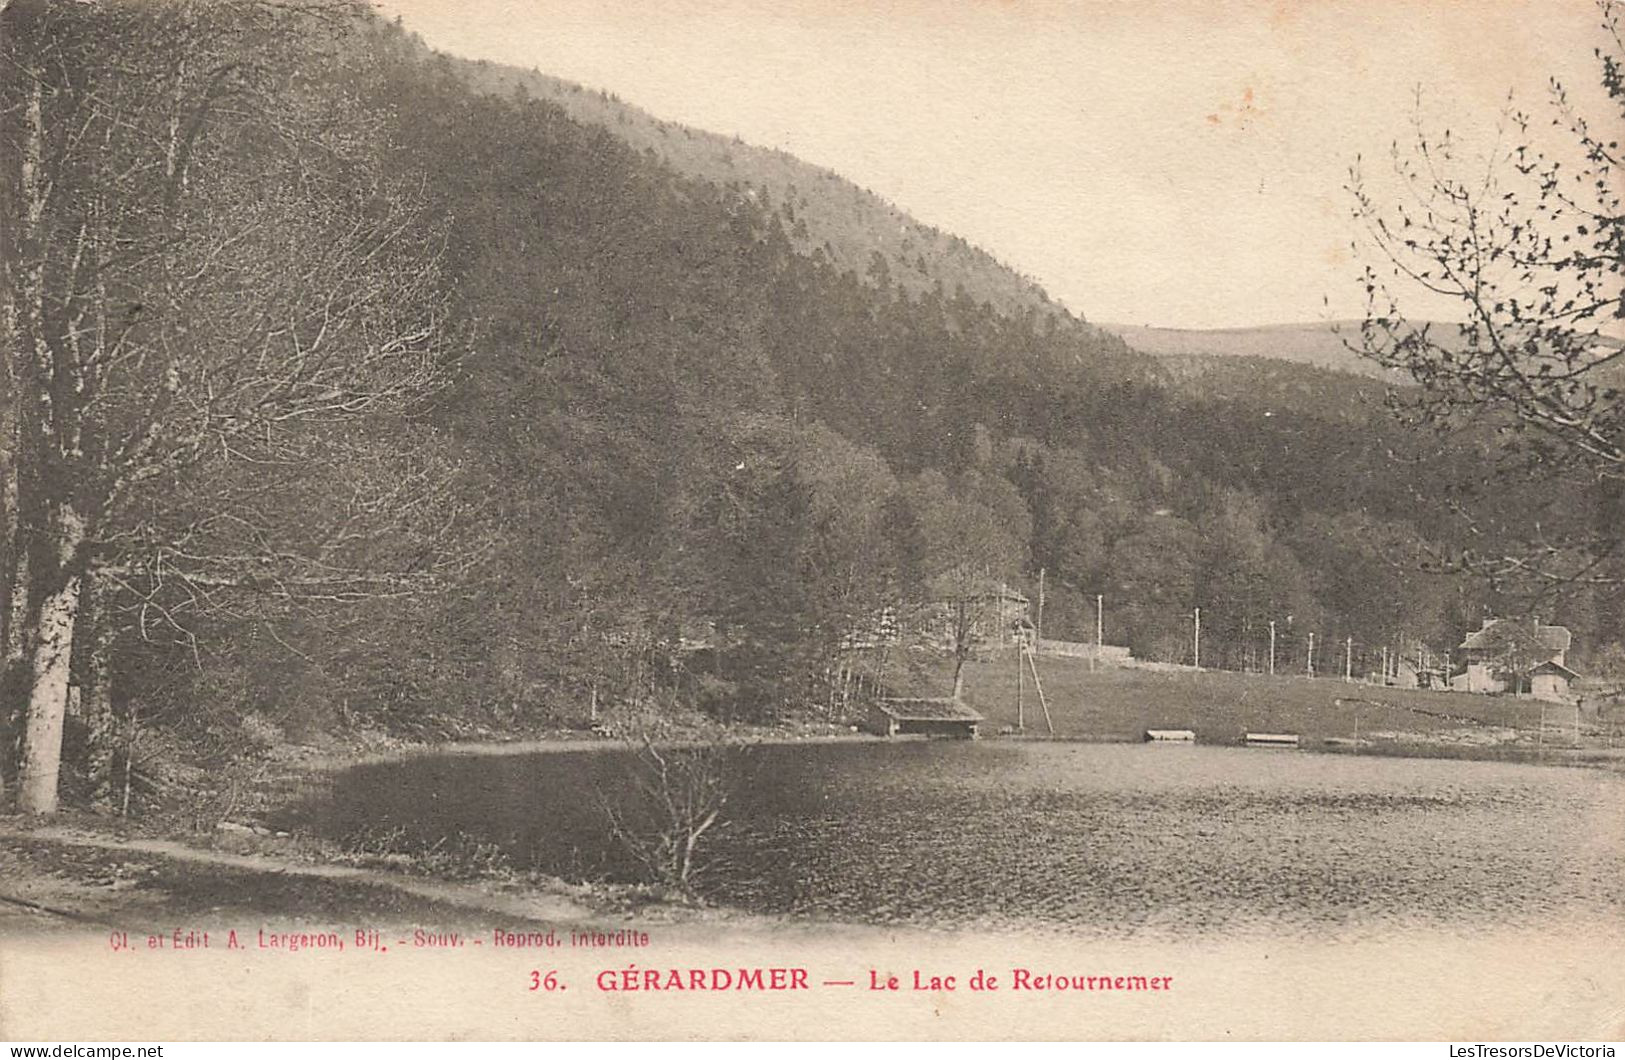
1,3 -> 1617,812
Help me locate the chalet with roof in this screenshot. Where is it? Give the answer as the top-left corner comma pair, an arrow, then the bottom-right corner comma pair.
1453,618 -> 1579,701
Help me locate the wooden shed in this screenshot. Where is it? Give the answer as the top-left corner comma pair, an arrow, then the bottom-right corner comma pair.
868,698 -> 983,739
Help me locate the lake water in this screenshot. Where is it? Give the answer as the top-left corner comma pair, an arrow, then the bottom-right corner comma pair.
285,741 -> 1625,938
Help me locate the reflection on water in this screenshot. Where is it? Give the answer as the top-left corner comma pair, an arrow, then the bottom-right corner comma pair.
283,741 -> 1625,937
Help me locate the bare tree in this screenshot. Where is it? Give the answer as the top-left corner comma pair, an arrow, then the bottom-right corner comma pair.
901,470 -> 1029,700
1348,0 -> 1623,591
597,718 -> 739,897
1,0 -> 461,812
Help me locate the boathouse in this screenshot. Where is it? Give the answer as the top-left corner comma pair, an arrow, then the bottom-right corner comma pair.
868,697 -> 983,739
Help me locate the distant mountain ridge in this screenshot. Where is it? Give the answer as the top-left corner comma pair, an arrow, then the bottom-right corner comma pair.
1096,321 -> 1410,382
1103,320 -> 1625,390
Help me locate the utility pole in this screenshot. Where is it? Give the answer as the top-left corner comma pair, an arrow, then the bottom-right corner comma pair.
1093,593 -> 1104,673
1036,568 -> 1046,645
1016,640 -> 1025,732
999,581 -> 1009,646
1268,619 -> 1276,676
1307,632 -> 1315,676
1380,645 -> 1388,685
1345,636 -> 1353,682
1193,607 -> 1201,670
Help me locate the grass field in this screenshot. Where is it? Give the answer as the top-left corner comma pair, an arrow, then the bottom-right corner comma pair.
891,648 -> 1609,754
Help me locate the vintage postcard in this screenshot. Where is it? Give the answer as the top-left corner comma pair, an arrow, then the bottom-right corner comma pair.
1,0 -> 1622,1043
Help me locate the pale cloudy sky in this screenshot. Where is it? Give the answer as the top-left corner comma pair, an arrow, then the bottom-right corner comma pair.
373,0 -> 1614,329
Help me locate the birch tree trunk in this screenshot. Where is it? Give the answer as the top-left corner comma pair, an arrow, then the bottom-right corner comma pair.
18,507 -> 85,814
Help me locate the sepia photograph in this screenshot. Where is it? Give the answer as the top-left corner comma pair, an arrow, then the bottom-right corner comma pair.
0,0 -> 1622,1043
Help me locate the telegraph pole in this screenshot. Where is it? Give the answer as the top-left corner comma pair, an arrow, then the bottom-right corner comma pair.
1093,593 -> 1103,673
1307,632 -> 1315,676
1036,568 -> 1046,644
1268,620 -> 1276,676
1016,640 -> 1025,732
1345,636 -> 1353,682
1380,645 -> 1388,685
1193,607 -> 1201,670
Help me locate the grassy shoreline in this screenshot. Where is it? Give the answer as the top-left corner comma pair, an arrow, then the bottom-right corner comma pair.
3,654 -> 1620,933
903,649 -> 1624,764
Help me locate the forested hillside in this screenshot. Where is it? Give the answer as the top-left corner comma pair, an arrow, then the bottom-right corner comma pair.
442,51 -> 1081,324
2,4 -> 1617,813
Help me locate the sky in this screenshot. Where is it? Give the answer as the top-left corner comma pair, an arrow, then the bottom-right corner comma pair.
372,0 -> 1615,330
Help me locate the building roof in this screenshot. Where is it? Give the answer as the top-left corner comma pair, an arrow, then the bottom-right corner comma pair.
1458,618 -> 1572,654
876,697 -> 984,722
1528,660 -> 1582,681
